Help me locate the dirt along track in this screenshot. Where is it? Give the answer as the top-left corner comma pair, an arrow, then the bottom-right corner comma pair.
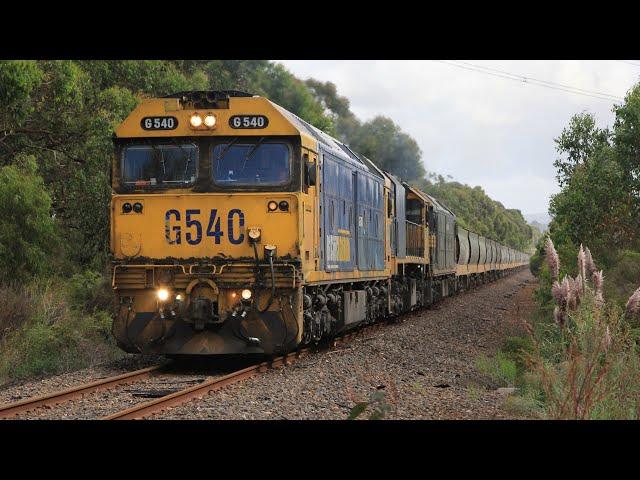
0,269 -> 536,420
158,269 -> 537,420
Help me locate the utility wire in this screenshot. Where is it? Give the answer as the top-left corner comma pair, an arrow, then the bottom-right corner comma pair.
453,61 -> 622,99
435,60 -> 624,102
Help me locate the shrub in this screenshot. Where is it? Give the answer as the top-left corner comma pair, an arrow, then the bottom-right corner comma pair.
475,352 -> 517,388
69,270 -> 114,313
515,243 -> 640,419
604,250 -> 640,310
0,279 -> 121,383
0,284 -> 35,340
0,156 -> 59,284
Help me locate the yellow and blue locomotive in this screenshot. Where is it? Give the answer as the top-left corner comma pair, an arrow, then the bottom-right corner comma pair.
110,90 -> 529,356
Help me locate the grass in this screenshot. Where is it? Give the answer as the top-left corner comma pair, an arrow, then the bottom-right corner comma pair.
0,272 -> 124,384
604,249 -> 640,310
499,242 -> 640,419
475,351 -> 517,388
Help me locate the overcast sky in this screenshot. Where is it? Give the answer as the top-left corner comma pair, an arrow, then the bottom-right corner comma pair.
278,60 -> 640,216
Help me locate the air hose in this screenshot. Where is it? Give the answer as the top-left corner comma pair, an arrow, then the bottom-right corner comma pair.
256,253 -> 276,313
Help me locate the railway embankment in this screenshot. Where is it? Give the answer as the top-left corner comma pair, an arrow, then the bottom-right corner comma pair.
0,270 -> 537,419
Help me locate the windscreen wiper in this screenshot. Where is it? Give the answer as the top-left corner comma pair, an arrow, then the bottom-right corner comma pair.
241,137 -> 266,172
146,141 -> 165,182
169,138 -> 194,182
213,136 -> 241,177
214,137 -> 240,162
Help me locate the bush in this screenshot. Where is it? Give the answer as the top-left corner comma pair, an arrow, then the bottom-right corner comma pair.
0,284 -> 35,340
510,242 -> 640,419
475,352 -> 517,388
604,250 -> 640,310
0,279 -> 121,383
0,156 -> 59,284
69,270 -> 114,313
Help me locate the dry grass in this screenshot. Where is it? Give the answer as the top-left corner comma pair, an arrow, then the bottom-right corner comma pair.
0,275 -> 123,384
514,240 -> 640,419
0,284 -> 35,340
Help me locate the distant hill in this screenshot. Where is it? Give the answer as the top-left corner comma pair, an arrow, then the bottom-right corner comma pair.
415,175 -> 538,252
524,213 -> 551,232
529,220 -> 547,234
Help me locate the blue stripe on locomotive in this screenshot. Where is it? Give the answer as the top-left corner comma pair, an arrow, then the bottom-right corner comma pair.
320,151 -> 385,272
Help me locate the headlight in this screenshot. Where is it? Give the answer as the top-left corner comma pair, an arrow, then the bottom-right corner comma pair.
122,202 -> 132,214
157,288 -> 170,301
175,294 -> 183,302
133,202 -> 143,213
204,114 -> 216,127
267,201 -> 278,212
278,200 -> 289,212
241,289 -> 252,300
190,114 -> 202,128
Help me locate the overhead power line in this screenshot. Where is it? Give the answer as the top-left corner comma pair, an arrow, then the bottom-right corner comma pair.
435,60 -> 624,102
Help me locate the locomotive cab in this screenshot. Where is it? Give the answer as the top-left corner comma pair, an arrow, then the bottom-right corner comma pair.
110,91 -> 311,356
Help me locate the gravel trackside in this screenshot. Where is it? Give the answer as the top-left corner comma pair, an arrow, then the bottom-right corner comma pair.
157,269 -> 536,420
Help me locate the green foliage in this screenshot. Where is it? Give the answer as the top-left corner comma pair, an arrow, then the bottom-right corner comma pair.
0,60 -> 43,126
532,294 -> 640,419
347,390 -> 392,420
475,352 -> 517,388
548,85 -> 640,272
553,111 -> 610,187
416,174 -> 536,251
349,116 -> 425,182
512,244 -> 640,419
69,269 -> 114,313
0,156 -> 59,283
0,277 -> 121,383
603,250 -> 640,310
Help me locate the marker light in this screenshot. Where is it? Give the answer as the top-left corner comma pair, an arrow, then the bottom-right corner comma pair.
264,244 -> 277,258
204,115 -> 216,127
241,289 -> 252,300
267,201 -> 278,212
248,227 -> 261,242
122,202 -> 132,214
157,288 -> 170,301
190,114 -> 203,128
278,200 -> 289,212
133,202 -> 143,213
175,294 -> 183,302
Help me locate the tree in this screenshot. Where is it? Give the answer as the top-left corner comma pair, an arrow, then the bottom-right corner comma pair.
553,112 -> 610,187
350,116 -> 425,182
417,174 -> 535,251
0,156 -> 59,284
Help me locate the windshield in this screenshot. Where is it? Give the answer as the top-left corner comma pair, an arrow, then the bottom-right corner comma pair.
122,144 -> 197,186
212,142 -> 290,186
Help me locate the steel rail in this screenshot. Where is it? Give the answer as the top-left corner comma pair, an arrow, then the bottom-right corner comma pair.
104,323 -> 388,420
103,351 -> 307,420
0,365 -> 164,419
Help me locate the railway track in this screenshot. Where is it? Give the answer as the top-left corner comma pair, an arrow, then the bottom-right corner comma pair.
0,322 -> 384,420
0,365 -> 165,419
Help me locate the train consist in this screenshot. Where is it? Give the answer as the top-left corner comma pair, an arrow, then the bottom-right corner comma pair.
110,90 -> 529,356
